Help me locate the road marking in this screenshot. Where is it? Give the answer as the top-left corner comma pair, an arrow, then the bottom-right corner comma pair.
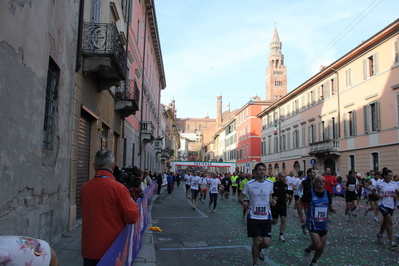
158,245 -> 278,265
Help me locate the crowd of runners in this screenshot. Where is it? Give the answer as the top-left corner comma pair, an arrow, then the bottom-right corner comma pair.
175,164 -> 399,266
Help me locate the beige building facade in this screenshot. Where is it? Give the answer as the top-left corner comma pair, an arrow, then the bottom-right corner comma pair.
259,19 -> 399,177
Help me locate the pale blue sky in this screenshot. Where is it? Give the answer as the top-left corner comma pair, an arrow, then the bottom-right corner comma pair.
156,0 -> 398,118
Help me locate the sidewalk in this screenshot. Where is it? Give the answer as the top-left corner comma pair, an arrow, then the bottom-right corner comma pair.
53,194 -> 158,266
52,223 -> 82,266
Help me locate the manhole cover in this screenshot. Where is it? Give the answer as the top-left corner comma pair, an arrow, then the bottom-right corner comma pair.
182,241 -> 208,248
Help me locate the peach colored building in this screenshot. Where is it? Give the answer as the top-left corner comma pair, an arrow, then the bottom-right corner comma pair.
258,18 -> 399,177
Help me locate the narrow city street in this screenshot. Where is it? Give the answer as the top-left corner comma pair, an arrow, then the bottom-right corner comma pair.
151,185 -> 399,266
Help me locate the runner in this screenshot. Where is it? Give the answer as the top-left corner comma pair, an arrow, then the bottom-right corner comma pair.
222,173 -> 232,200
297,175 -> 336,266
189,172 -> 201,210
271,172 -> 288,242
298,168 -> 317,235
239,174 -> 253,223
364,173 -> 380,222
373,169 -> 398,247
184,171 -> 191,199
239,162 -> 276,266
208,173 -> 221,213
285,170 -> 295,208
231,172 -> 239,200
343,170 -> 359,220
199,173 -> 208,203
293,171 -> 304,217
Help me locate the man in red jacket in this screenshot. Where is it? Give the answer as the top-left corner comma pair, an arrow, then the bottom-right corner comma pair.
80,149 -> 139,266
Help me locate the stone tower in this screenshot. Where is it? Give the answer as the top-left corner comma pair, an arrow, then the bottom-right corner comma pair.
216,91 -> 222,126
266,24 -> 287,100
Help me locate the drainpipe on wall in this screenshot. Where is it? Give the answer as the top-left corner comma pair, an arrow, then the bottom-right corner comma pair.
138,3 -> 150,169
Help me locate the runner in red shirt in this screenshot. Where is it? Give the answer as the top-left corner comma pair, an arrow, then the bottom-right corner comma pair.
323,168 -> 338,194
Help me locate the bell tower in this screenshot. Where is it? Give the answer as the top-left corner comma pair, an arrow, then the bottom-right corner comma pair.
266,23 -> 287,100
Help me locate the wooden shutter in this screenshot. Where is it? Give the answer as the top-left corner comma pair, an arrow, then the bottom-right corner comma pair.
344,113 -> 348,137
363,59 -> 368,80
375,102 -> 380,131
364,105 -> 369,133
373,53 -> 379,75
352,110 -> 357,135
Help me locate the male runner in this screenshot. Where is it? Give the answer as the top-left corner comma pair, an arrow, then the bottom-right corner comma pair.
239,163 -> 276,266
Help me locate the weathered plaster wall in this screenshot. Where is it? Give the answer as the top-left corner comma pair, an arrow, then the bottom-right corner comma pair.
0,1 -> 79,242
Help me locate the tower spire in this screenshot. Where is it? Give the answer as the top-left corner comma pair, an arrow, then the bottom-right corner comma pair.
265,23 -> 287,100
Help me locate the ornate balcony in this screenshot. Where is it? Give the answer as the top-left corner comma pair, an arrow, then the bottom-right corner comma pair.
309,139 -> 340,157
154,137 -> 163,154
141,121 -> 155,143
115,80 -> 140,117
161,148 -> 170,161
82,22 -> 126,88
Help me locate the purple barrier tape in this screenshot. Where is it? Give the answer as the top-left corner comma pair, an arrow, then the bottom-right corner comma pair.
98,181 -> 156,265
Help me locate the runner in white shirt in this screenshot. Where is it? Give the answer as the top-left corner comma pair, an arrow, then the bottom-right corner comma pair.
184,172 -> 191,199
364,174 -> 381,222
208,173 -> 221,212
373,169 -> 399,247
189,173 -> 201,210
239,163 -> 276,266
292,171 -> 304,217
286,170 -> 295,208
199,173 -> 209,203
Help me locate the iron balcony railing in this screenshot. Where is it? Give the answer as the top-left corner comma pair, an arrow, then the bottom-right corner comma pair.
115,80 -> 140,104
309,139 -> 340,155
82,22 -> 126,78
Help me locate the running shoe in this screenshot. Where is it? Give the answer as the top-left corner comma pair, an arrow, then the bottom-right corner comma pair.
258,250 -> 265,261
374,216 -> 379,222
390,240 -> 398,247
376,233 -> 383,244
303,248 -> 311,263
279,235 -> 286,242
345,214 -> 350,221
212,209 -> 216,213
192,206 -> 196,210
363,208 -> 369,216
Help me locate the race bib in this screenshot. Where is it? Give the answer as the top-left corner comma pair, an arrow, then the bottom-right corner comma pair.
348,184 -> 355,191
212,187 -> 217,192
315,206 -> 328,221
253,204 -> 267,216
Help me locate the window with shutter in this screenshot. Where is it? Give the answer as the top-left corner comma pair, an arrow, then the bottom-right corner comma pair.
394,41 -> 399,64
371,102 -> 380,131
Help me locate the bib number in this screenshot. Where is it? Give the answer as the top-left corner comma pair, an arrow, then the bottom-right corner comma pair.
315,207 -> 328,221
254,205 -> 267,216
